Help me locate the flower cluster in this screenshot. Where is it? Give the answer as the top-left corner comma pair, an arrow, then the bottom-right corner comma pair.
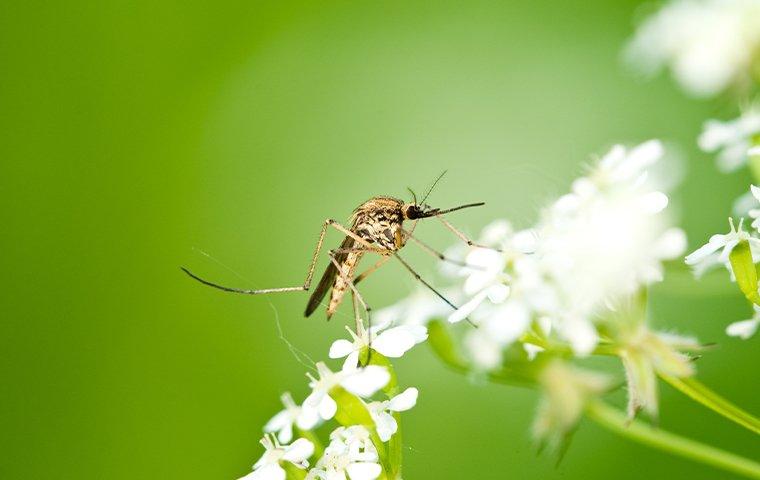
237,321 -> 422,480
686,185 -> 760,338
624,0 -> 760,97
377,140 -> 698,442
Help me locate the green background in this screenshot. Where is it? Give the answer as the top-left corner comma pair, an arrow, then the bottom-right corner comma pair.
2,0 -> 758,478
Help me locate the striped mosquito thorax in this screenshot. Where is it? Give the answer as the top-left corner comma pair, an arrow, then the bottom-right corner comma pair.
351,196 -> 406,251
325,197 -> 406,316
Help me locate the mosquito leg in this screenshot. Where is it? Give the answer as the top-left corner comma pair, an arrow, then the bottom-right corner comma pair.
401,229 -> 486,270
393,253 -> 477,327
435,215 -> 503,252
182,218 -> 381,295
350,289 -> 362,337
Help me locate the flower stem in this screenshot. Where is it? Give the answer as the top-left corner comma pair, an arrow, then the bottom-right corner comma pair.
586,400 -> 760,479
659,374 -> 760,435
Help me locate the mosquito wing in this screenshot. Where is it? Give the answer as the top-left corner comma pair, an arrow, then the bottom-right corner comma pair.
304,235 -> 355,317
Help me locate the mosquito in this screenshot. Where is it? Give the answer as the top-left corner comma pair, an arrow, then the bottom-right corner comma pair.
181,175 -> 493,334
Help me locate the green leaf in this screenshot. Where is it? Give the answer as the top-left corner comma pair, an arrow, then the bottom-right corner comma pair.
330,386 -> 374,426
365,349 -> 399,396
728,240 -> 760,306
283,462 -> 307,480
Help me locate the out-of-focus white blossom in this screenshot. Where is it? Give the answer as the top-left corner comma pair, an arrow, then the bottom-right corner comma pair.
624,0 -> 760,97
618,328 -> 699,418
533,361 -> 612,450
698,108 -> 760,172
366,387 -> 419,442
301,362 -> 389,428
383,140 -> 685,367
239,435 -> 314,480
727,305 -> 760,338
685,217 -> 760,277
329,319 -> 427,368
306,426 -> 381,480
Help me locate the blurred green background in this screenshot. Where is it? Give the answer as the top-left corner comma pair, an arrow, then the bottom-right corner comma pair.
2,0 -> 758,478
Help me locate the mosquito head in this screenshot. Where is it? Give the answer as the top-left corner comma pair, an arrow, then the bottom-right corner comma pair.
402,201 -> 485,220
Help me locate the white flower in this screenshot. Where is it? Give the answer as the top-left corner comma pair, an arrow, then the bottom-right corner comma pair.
366,387 -> 419,442
698,109 -> 760,172
239,435 -> 314,480
264,392 -> 318,443
727,305 -> 760,339
301,362 -> 390,429
619,329 -> 698,418
685,218 -> 760,277
447,225 -> 537,324
329,319 -> 427,368
624,0 -> 760,97
307,426 -> 381,480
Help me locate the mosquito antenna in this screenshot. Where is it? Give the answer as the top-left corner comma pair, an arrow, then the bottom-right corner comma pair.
421,170 -> 447,205
435,202 -> 485,215
406,187 -> 418,206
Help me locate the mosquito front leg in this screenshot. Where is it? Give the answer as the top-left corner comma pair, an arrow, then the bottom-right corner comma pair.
393,253 -> 477,327
401,229 -> 486,270
436,215 -> 503,252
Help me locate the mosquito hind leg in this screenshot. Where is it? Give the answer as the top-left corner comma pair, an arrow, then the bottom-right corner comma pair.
182,218 -> 380,295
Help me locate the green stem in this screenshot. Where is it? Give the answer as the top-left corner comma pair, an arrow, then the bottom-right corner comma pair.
660,374 -> 760,435
586,400 -> 760,479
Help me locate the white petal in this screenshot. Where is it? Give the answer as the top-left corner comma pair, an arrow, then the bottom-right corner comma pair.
560,317 -> 598,356
373,411 -> 398,442
486,283 -> 510,303
342,350 -> 360,371
329,339 -> 356,359
752,185 -> 760,203
750,147 -> 760,156
685,234 -> 727,265
319,394 -> 338,420
282,438 -> 314,463
656,228 -> 687,259
346,462 -> 382,480
263,409 -> 291,433
296,404 -> 320,430
276,424 -> 293,444
341,366 -> 390,397
523,343 -> 544,360
388,387 -> 418,412
447,290 -> 488,324
484,301 -> 531,344
244,463 -> 286,480
372,328 -> 417,358
639,191 -> 669,214
405,325 -> 428,343
726,318 -> 759,339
